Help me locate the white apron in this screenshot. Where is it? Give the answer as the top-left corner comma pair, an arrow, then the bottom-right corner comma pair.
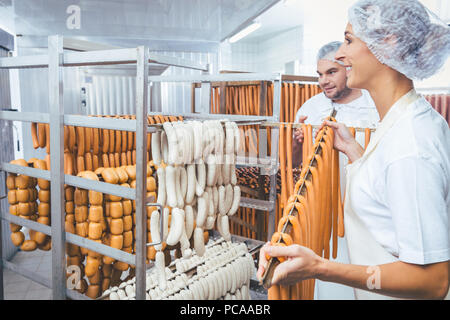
344,90 -> 450,300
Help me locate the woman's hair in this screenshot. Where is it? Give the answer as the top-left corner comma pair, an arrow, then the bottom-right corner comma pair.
348,0 -> 450,80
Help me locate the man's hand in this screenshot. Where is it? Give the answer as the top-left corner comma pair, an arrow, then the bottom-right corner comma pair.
293,115 -> 308,144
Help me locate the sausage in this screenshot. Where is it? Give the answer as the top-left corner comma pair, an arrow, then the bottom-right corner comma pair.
185,164 -> 196,205
364,127 -> 371,150
286,123 -> 294,196
31,123 -> 39,149
76,127 -> 85,156
102,128 -> 110,154
279,124 -> 287,208
45,123 -> 50,154
156,166 -> 166,207
165,165 -> 177,208
166,207 -> 184,246
37,123 -> 46,148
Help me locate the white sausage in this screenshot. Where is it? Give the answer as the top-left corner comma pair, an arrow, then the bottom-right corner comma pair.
163,122 -> 179,165
205,216 -> 215,230
230,163 -> 237,186
150,210 -> 162,251
193,227 -> 205,257
206,163 -> 216,187
179,166 -> 187,202
155,251 -> 167,290
160,131 -> 168,164
195,193 -> 207,228
165,165 -> 178,208
212,186 -> 219,215
195,160 -> 206,197
224,184 -> 233,213
222,163 -> 230,185
162,207 -> 170,242
175,166 -> 184,209
166,207 -> 184,246
184,204 -> 194,239
151,131 -> 162,166
231,121 -> 240,155
227,185 -> 241,217
220,215 -> 231,241
156,166 -> 166,207
225,121 -> 235,156
218,185 -> 227,216
185,164 -> 196,204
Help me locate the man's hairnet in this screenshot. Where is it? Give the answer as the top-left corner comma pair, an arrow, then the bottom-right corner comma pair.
348,0 -> 450,80
317,41 -> 344,65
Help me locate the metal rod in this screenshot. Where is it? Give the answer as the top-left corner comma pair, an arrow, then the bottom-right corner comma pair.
0,163 -> 50,180
134,45 -> 149,301
262,121 -> 376,132
65,174 -> 136,200
267,79 -> 282,241
0,110 -> 49,123
148,72 -> 283,83
48,35 -> 66,300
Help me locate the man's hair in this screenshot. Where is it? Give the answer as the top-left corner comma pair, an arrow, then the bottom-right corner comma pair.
316,41 -> 344,64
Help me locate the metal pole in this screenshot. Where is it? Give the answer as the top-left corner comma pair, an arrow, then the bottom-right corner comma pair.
134,46 -> 149,300
48,35 -> 66,300
267,79 -> 281,241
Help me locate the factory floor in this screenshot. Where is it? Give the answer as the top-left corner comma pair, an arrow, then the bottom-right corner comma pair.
2,249 -> 52,300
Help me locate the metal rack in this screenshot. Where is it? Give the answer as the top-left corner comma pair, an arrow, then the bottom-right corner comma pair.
0,35 -> 209,300
0,35 -> 285,300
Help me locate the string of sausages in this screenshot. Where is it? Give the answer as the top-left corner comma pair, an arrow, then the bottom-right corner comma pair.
263,117 -> 344,300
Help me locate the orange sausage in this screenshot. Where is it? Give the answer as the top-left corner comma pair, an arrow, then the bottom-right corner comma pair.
92,127 -> 99,155
102,128 -> 110,154
37,123 -> 46,148
279,124 -> 287,208
286,123 -> 294,197
31,123 -> 40,149
76,127 -> 85,156
364,127 -> 371,150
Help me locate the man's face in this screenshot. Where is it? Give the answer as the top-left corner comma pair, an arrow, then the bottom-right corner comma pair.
317,59 -> 349,101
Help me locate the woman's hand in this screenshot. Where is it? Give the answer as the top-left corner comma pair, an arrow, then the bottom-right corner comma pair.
256,242 -> 325,287
321,120 -> 364,163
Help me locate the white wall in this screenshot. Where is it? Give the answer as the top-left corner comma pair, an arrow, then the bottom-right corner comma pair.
219,26 -> 302,73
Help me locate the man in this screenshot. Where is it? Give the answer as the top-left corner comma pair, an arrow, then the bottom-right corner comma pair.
293,41 -> 379,167
292,41 -> 379,300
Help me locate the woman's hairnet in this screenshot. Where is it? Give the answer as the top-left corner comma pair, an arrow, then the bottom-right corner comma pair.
348,0 -> 450,80
317,41 -> 344,64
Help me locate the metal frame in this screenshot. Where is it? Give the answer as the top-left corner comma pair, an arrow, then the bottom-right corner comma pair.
0,35 -> 307,299
0,35 -> 208,300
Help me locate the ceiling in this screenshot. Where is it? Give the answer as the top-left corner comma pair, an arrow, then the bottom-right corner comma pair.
0,0 -> 280,45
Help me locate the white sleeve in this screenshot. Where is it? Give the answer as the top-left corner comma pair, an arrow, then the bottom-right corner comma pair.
385,155 -> 449,265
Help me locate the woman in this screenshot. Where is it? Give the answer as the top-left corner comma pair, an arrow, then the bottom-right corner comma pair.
257,0 -> 450,300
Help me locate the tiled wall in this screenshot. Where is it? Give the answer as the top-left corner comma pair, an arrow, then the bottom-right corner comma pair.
220,26 -> 303,74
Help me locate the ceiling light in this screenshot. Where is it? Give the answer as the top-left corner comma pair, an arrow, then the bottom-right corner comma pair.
229,22 -> 261,43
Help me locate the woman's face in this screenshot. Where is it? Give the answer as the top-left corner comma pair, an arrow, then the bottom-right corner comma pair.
335,23 -> 384,90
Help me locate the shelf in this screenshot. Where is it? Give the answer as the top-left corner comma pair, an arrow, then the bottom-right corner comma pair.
239,197 -> 274,212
